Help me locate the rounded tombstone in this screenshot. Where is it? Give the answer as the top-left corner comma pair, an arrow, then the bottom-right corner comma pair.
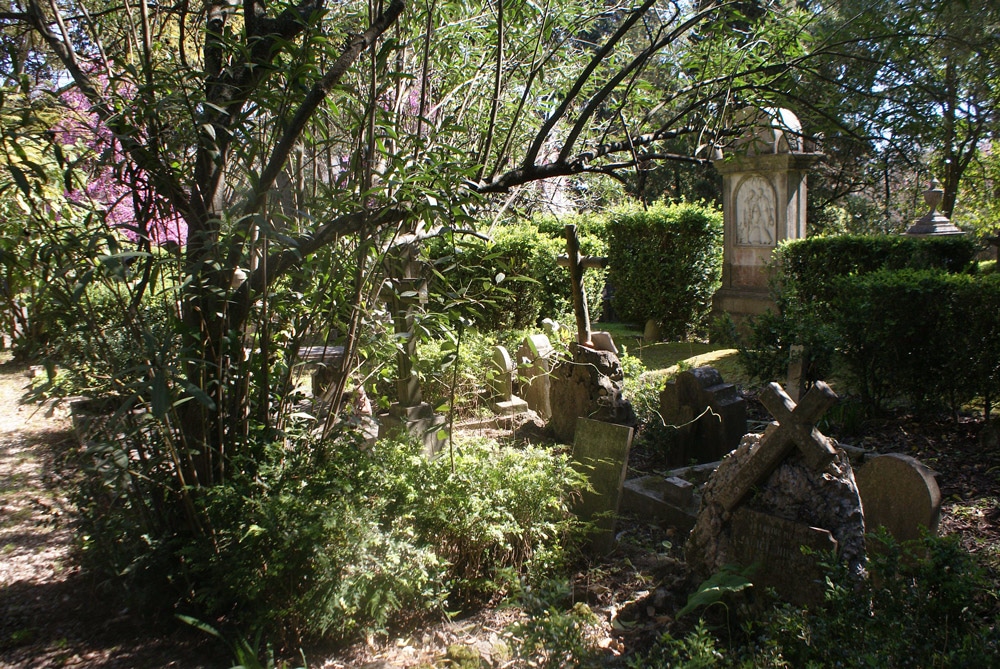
854,453 -> 941,544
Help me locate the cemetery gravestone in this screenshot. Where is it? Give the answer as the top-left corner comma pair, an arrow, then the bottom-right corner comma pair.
488,345 -> 528,416
516,334 -> 554,419
572,417 -> 634,555
659,366 -> 747,465
855,453 -> 941,544
549,224 -> 634,442
686,381 -> 866,605
711,108 -> 822,325
549,344 -> 635,443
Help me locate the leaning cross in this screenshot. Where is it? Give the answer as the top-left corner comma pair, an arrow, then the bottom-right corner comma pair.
557,224 -> 607,346
716,381 -> 839,512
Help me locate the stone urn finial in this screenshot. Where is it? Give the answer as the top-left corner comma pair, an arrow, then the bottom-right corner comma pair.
923,178 -> 944,214
904,176 -> 963,237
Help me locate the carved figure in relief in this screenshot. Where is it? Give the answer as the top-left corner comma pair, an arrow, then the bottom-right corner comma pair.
737,175 -> 775,246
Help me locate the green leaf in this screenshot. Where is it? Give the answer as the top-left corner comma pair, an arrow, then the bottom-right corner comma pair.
677,567 -> 753,618
7,164 -> 31,197
151,372 -> 169,418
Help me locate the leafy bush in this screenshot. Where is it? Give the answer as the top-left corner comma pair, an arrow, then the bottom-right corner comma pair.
630,533 -> 999,668
380,437 -> 585,600
752,532 -> 1000,667
74,426 -> 583,644
427,220 -> 605,332
605,201 -> 723,339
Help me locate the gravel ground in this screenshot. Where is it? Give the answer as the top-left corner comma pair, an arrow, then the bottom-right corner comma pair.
0,355 -> 219,669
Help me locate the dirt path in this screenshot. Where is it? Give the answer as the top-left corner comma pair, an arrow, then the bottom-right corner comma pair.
0,355 -> 218,668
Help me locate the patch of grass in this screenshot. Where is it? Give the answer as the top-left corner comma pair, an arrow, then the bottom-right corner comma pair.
638,345 -> 745,385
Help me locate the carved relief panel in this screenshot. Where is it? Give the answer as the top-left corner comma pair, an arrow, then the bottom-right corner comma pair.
735,174 -> 777,247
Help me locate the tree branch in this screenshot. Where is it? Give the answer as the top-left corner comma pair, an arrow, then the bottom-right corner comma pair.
226,0 -> 404,267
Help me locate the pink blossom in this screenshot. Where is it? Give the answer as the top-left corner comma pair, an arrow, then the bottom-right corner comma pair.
56,72 -> 187,247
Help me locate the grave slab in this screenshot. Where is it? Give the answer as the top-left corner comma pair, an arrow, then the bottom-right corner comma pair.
621,476 -> 699,533
572,417 -> 634,554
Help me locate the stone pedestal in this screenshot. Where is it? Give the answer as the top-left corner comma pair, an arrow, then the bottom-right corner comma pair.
548,343 -> 635,444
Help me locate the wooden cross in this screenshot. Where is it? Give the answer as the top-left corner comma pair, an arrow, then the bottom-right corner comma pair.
716,381 -> 839,512
557,224 -> 607,346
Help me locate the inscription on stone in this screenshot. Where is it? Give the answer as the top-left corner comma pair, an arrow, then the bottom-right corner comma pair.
730,507 -> 838,605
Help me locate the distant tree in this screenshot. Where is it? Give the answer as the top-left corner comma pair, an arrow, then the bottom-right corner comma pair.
789,0 -> 1000,221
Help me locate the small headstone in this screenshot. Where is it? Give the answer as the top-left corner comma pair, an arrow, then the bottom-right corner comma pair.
643,319 -> 661,343
572,417 -> 634,554
855,453 -> 941,544
541,318 -> 563,338
591,331 -> 618,354
488,346 -> 528,416
516,334 -> 554,419
659,367 -> 747,465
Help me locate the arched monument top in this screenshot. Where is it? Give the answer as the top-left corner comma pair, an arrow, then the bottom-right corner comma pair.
733,107 -> 803,156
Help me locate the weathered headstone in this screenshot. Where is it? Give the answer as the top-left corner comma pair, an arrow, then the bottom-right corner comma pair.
488,345 -> 528,416
659,366 -> 747,465
686,382 -> 866,605
549,343 -> 635,443
541,318 -> 563,339
855,453 -> 941,544
516,334 -> 554,419
728,508 -> 839,601
643,319 -> 661,344
572,417 -> 634,554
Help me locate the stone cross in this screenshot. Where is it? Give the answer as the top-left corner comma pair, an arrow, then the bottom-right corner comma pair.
716,381 -> 838,512
557,224 -> 607,346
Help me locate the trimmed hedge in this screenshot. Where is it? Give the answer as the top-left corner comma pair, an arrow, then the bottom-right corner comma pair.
605,202 -> 723,339
428,221 -> 605,332
431,202 -> 723,338
776,234 -> 977,302
828,270 -> 1000,412
738,234 -> 999,414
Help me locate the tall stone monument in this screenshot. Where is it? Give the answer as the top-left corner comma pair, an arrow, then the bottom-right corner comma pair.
712,108 -> 822,323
